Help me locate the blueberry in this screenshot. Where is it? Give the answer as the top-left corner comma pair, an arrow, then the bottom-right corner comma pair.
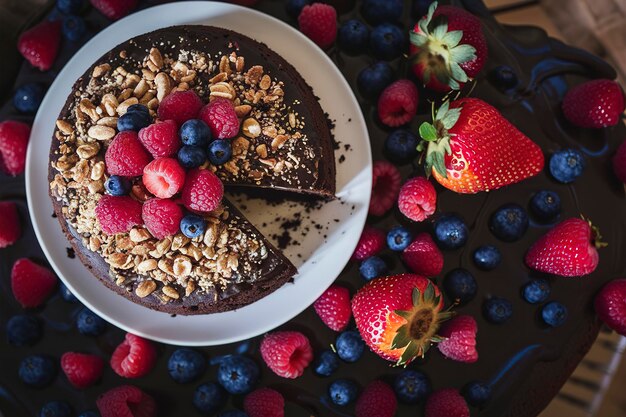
384,129 -> 419,164
542,301 -> 568,327
193,382 -> 227,415
522,279 -> 551,304
40,401 -> 72,417
77,411 -> 100,417
180,214 -> 207,239
314,350 -> 340,377
338,19 -> 370,55
285,0 -> 311,19
218,411 -> 247,417
56,0 -> 83,14
370,23 -> 407,61
483,297 -> 513,324
357,61 -> 395,100
104,175 -> 131,196
216,355 -> 259,395
335,330 -> 365,362
394,369 -> 431,404
359,256 -> 388,281
490,65 -> 519,91
463,381 -> 492,408
361,0 -> 403,24
19,355 -> 56,387
117,108 -> 152,132
443,268 -> 477,305
126,104 -> 150,115
386,226 -> 412,251
7,315 -> 41,346
180,119 -> 212,147
549,149 -> 585,183
168,348 -> 206,383
178,145 -> 207,169
59,282 -> 78,302
489,204 -> 528,242
328,379 -> 359,406
433,214 -> 469,250
76,307 -> 107,336
473,245 -> 502,270
207,139 -> 233,166
530,190 -> 561,222
13,83 -> 45,114
62,15 -> 86,41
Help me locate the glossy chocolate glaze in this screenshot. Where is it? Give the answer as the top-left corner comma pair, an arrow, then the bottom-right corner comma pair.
1,0 -> 625,416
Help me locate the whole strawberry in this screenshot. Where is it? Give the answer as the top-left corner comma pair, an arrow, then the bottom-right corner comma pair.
352,226 -> 386,260
90,0 -> 139,20
595,279 -> 626,336
410,1 -> 487,91
61,352 -> 104,389
313,285 -> 351,331
18,20 -> 61,71
298,3 -> 338,50
0,120 -> 31,176
260,331 -> 313,379
355,380 -> 397,417
402,233 -> 443,277
377,80 -> 419,127
0,201 -> 21,248
525,218 -> 605,277
398,177 -> 437,222
425,388 -> 470,417
437,315 -> 478,363
420,98 -> 544,193
244,387 -> 285,417
369,161 -> 401,217
351,274 -> 453,366
97,385 -> 156,417
562,79 -> 625,128
613,140 -> 626,184
11,258 -> 58,308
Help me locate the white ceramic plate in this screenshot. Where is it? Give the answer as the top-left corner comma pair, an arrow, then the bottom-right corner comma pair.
26,1 -> 371,346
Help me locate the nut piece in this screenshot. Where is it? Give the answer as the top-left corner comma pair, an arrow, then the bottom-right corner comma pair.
137,259 -> 158,273
219,55 -> 232,75
87,125 -> 115,141
256,144 -> 268,158
235,104 -> 252,118
245,65 -> 263,85
259,74 -> 271,90
162,285 -> 179,299
235,56 -> 245,72
76,142 -> 100,159
209,82 -> 235,100
136,280 -> 157,298
117,97 -> 139,115
97,116 -> 118,128
173,256 -> 192,277
155,72 -> 172,102
130,227 -> 151,243
56,120 -> 73,136
92,63 -> 111,78
149,48 -> 163,69
91,161 -> 105,180
271,134 -> 289,151
242,118 -> 261,138
232,136 -> 250,157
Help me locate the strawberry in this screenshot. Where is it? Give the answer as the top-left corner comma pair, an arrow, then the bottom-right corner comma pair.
17,20 -> 62,71
436,315 -> 478,363
95,195 -> 143,235
0,120 -> 31,176
244,388 -> 285,417
142,157 -> 186,199
419,98 -> 544,194
0,201 -> 21,248
398,177 -> 437,222
138,120 -> 180,158
142,198 -> 183,239
402,233 -> 444,277
352,226 -> 386,260
105,131 -> 152,177
96,385 -> 156,417
90,0 -> 139,20
562,79 -> 625,129
351,274 -> 453,366
425,388 -> 470,417
377,80 -> 419,127
612,140 -> 626,184
11,258 -> 58,308
298,3 -> 338,50
410,2 -> 487,92
525,217 -> 605,277
595,279 -> 626,336
355,380 -> 397,417
369,161 -> 401,216
157,90 -> 203,127
313,285 -> 351,331
260,331 -> 313,379
181,168 -> 224,213
61,352 -> 104,389
110,333 -> 157,378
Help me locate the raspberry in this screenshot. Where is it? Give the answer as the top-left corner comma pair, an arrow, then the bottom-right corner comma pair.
182,169 -> 224,213
355,380 -> 398,417
157,90 -> 203,126
142,198 -> 184,239
110,333 -> 157,379
17,20 -> 61,71
370,161 -> 402,216
377,79 -> 419,127
298,3 -> 338,49
313,285 -> 351,332
425,388 -> 470,417
260,331 -> 313,379
11,258 -> 57,308
95,195 -> 143,235
398,176 -> 437,222
138,120 -> 181,158
352,225 -> 385,260
595,279 -> 626,336
437,315 -> 478,363
96,385 -> 156,417
61,352 -> 104,389
90,0 -> 138,20
199,98 -> 240,139
0,201 -> 21,248
105,131 -> 152,177
613,140 -> 626,183
244,388 -> 285,417
0,120 -> 31,176
142,157 -> 186,199
402,233 -> 443,277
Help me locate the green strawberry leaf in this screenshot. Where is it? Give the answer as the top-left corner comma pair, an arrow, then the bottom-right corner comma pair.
419,122 -> 438,142
412,287 -> 421,306
450,44 -> 477,64
450,62 -> 468,83
424,154 -> 434,178
410,32 -> 428,47
448,78 -> 460,90
391,327 -> 412,350
433,152 -> 447,178
424,282 -> 435,301
431,335 -> 446,343
431,21 -> 448,40
398,341 -> 420,366
440,108 -> 461,130
394,309 -> 413,321
420,1 -> 438,34
435,101 -> 450,121
442,30 -> 463,48
417,142 -> 425,152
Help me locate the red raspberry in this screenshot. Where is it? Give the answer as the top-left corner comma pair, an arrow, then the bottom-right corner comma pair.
0,120 -> 31,176
378,80 -> 419,127
244,388 -> 285,417
90,0 -> 139,20
95,195 -> 143,235
61,352 -> 105,389
142,198 -> 183,239
182,169 -> 224,213
110,333 -> 157,379
425,388 -> 470,417
199,98 -> 240,139
298,3 -> 337,49
157,90 -> 203,127
402,233 -> 443,277
437,315 -> 478,363
313,285 -> 351,332
96,385 -> 156,417
595,279 -> 626,336
11,258 -> 57,308
369,161 -> 401,216
138,120 -> 180,158
0,201 -> 21,248
613,140 -> 626,184
105,131 -> 152,177
17,20 -> 61,71
260,331 -> 313,379
352,225 -> 385,260
355,380 -> 397,417
398,176 -> 437,222
142,157 -> 186,199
